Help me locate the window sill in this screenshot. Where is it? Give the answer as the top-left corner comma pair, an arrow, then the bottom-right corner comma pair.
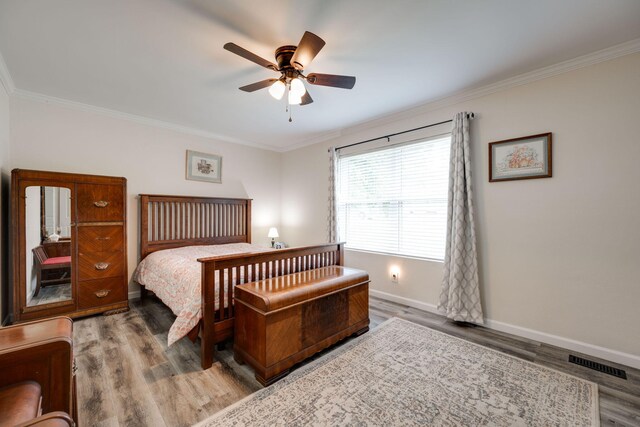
344,247 -> 444,264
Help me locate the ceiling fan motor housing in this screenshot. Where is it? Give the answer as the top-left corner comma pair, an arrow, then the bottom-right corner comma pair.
275,45 -> 298,70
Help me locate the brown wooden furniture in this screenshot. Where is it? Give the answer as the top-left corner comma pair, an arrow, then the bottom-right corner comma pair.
0,381 -> 42,426
15,412 -> 75,427
139,194 -> 346,369
12,169 -> 129,322
32,243 -> 72,297
0,317 -> 77,425
42,240 -> 72,258
0,382 -> 74,427
233,266 -> 370,385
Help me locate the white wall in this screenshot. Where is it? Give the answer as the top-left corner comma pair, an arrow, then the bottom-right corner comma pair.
281,53 -> 640,362
0,82 -> 9,323
9,97 -> 282,294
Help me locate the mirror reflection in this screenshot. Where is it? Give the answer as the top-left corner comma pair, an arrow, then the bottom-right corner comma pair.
26,186 -> 73,307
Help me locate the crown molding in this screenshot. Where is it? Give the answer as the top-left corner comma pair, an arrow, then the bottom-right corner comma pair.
282,129 -> 344,152
282,37 -> 640,150
0,51 -> 15,95
3,37 -> 639,152
11,88 -> 283,152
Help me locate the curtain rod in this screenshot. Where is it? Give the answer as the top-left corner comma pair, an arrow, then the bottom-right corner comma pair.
330,112 -> 474,152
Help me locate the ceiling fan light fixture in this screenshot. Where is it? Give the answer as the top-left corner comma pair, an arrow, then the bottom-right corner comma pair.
268,79 -> 285,100
224,31 -> 355,118
289,77 -> 306,98
288,91 -> 302,105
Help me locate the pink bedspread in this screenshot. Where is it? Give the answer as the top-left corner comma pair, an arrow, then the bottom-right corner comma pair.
133,243 -> 271,346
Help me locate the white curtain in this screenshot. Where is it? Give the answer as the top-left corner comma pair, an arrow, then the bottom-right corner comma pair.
327,146 -> 338,242
438,112 -> 484,324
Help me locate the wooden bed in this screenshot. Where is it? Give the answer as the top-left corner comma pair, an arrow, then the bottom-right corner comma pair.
139,194 -> 344,369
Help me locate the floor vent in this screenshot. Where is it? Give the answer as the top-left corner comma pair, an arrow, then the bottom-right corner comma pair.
569,355 -> 627,379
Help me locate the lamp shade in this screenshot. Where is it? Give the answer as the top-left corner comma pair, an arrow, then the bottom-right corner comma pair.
268,80 -> 285,100
288,91 -> 302,105
268,227 -> 279,238
289,77 -> 306,98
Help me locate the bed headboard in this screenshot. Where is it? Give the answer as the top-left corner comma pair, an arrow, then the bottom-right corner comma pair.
139,194 -> 252,259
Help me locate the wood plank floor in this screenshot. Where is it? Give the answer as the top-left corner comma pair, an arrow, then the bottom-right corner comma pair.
73,296 -> 640,427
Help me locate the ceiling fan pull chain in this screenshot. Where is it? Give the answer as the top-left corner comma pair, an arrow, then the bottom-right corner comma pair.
287,81 -> 293,122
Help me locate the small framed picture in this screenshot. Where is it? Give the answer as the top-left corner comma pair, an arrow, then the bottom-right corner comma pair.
489,133 -> 552,182
186,150 -> 222,183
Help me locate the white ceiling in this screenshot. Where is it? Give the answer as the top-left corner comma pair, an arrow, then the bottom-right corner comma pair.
1,0 -> 639,151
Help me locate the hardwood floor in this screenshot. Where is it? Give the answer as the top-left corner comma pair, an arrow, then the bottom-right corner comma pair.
73,296 -> 640,427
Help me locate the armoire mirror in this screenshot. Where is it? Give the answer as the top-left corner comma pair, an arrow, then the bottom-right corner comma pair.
25,185 -> 73,307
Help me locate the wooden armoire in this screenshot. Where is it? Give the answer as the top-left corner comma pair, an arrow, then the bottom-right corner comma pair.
12,169 -> 129,322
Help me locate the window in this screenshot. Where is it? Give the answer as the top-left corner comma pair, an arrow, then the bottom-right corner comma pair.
336,134 -> 451,260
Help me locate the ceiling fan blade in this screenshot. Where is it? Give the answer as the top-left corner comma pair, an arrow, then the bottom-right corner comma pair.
224,43 -> 277,70
290,31 -> 326,70
239,79 -> 277,92
300,91 -> 313,106
306,73 -> 356,89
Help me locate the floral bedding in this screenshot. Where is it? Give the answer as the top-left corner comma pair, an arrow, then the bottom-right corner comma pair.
132,243 -> 271,346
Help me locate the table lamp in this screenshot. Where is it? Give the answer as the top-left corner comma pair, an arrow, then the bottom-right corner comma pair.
268,227 -> 279,248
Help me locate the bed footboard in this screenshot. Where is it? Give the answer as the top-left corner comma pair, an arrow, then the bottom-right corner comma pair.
197,243 -> 345,369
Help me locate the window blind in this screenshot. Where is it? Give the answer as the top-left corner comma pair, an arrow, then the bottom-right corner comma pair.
337,134 -> 451,260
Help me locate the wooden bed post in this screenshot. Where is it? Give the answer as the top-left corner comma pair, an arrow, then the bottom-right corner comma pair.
201,261 -> 216,369
139,195 -> 150,303
337,243 -> 345,266
246,200 -> 252,243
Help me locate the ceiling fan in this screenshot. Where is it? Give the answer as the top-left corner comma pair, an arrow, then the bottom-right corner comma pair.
224,31 -> 356,120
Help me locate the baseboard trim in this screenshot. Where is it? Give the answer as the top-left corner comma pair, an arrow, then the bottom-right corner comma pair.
370,289 -> 440,315
369,289 -> 640,370
128,290 -> 141,301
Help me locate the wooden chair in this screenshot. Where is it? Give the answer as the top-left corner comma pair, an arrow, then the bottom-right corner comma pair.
0,317 -> 76,426
32,245 -> 71,297
0,381 -> 74,426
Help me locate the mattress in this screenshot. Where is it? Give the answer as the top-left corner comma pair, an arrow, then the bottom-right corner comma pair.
132,242 -> 271,345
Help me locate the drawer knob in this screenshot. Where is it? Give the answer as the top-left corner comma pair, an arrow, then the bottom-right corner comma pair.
94,200 -> 109,208
95,289 -> 111,298
95,262 -> 110,270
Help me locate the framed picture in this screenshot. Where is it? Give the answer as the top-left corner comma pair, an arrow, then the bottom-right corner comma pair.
186,150 -> 222,183
489,133 -> 552,182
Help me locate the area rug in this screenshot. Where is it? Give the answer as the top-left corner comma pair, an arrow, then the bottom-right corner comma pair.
195,318 -> 599,426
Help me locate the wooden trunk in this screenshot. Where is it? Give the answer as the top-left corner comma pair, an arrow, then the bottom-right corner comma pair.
234,266 -> 370,386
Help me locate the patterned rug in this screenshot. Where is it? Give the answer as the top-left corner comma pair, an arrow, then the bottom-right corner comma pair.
196,318 -> 599,426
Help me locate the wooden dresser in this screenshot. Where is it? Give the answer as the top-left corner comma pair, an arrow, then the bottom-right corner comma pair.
12,169 -> 129,322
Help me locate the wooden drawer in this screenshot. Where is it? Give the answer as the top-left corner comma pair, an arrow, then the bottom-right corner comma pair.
78,252 -> 124,281
78,277 -> 126,309
76,183 -> 124,223
78,225 -> 124,253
